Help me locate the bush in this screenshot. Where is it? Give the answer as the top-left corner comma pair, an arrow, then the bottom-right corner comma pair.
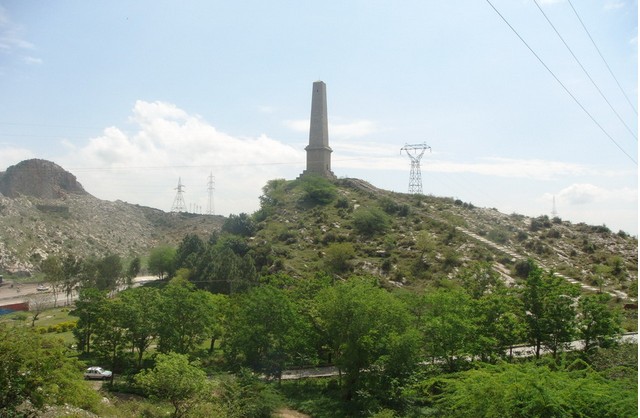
353,207 -> 390,236
335,197 -> 350,209
324,243 -> 356,274
222,213 -> 257,237
299,175 -> 337,205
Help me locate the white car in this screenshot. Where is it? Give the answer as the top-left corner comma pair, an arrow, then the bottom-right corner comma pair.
36,284 -> 50,292
83,366 -> 112,380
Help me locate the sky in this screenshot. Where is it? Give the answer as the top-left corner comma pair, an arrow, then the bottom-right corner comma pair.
0,0 -> 637,235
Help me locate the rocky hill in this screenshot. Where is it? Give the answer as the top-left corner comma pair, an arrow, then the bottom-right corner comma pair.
0,160 -> 224,277
251,177 -> 637,303
0,159 -> 88,199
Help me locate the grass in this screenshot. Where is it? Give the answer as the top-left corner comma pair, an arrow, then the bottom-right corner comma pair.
1,306 -> 78,345
278,378 -> 353,418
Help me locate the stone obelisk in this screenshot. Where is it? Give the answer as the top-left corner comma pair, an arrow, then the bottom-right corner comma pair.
303,81 -> 335,178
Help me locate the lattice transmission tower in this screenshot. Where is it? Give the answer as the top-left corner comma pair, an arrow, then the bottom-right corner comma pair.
171,177 -> 187,213
207,172 -> 215,215
400,143 -> 431,194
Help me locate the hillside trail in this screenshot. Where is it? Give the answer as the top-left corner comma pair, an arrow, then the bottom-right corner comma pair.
458,226 -> 634,301
339,179 -> 634,301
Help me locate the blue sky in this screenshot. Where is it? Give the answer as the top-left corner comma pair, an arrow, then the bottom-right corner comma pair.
0,1 -> 637,234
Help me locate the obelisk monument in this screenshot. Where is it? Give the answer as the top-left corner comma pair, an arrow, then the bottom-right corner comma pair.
303,81 -> 335,178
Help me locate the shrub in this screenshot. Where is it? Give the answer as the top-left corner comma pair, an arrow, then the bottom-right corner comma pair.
335,197 -> 350,209
324,243 -> 356,274
353,207 -> 390,236
222,213 -> 256,237
299,175 -> 337,205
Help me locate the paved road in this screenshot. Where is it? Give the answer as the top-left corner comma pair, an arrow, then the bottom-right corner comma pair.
279,333 -> 638,380
0,276 -> 160,307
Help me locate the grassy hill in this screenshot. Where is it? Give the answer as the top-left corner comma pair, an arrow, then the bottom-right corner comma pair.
251,176 -> 637,302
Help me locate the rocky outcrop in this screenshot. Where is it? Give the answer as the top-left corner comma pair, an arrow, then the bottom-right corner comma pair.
0,159 -> 224,277
0,159 -> 88,199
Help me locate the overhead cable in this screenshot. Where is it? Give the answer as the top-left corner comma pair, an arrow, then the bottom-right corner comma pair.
567,0 -> 638,115
484,0 -> 637,165
533,0 -> 637,142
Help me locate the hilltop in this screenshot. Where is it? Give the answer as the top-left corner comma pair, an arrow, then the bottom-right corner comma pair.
0,160 -> 224,276
250,176 -> 637,301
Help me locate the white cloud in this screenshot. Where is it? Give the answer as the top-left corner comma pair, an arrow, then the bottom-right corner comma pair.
22,55 -> 42,65
283,119 -> 308,132
0,146 -> 34,172
59,100 -> 304,215
422,157 -> 591,180
555,183 -> 637,205
258,105 -> 276,113
331,120 -> 377,139
0,6 -> 42,67
0,6 -> 34,52
604,1 -> 626,11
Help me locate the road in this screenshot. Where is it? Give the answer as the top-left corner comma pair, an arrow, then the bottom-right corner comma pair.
0,276 -> 160,307
279,333 -> 638,380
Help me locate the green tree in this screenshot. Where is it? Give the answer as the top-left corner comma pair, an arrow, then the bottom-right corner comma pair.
352,206 -> 390,236
61,253 -> 82,304
421,288 -> 476,371
315,279 -> 419,401
174,233 -> 205,270
118,287 -> 162,366
126,256 -> 141,285
222,213 -> 257,237
259,178 -> 289,208
0,324 -> 101,416
148,245 -> 176,279
194,245 -> 256,295
96,253 -> 124,291
92,297 -> 129,372
71,287 -> 108,353
135,352 -> 210,418
578,293 -> 623,353
224,286 -> 310,381
41,255 -> 63,306
521,261 -> 580,359
472,289 -> 525,361
156,278 -> 217,354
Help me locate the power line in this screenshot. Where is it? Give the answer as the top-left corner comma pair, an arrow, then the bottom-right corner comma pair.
567,0 -> 638,116
533,0 -> 637,142
484,0 -> 637,165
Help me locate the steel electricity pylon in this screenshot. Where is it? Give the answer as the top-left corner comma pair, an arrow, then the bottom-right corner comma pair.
206,172 -> 215,215
400,143 -> 431,194
170,177 -> 187,213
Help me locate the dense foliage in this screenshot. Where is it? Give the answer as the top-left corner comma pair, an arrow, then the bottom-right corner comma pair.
0,323 -> 101,416
5,177 -> 635,417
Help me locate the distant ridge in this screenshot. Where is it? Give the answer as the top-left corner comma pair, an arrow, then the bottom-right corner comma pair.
0,159 -> 89,199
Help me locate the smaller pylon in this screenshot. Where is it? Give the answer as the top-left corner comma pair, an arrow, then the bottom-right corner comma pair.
171,177 -> 187,213
551,196 -> 558,218
207,172 -> 215,215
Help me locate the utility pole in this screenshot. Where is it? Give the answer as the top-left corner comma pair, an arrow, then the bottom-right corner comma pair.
207,172 -> 215,215
401,143 -> 431,194
171,177 -> 187,213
